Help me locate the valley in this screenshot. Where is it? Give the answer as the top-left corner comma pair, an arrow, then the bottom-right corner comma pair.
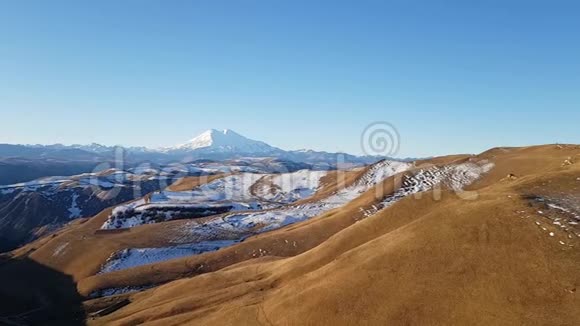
3,2 -> 579,324
1,143 -> 578,325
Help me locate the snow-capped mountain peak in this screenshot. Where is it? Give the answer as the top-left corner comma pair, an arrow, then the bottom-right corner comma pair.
167,129 -> 280,153
4,128 -> 385,166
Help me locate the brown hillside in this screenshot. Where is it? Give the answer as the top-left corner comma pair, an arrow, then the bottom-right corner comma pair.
84,144 -> 580,325
166,174 -> 226,192
2,144 -> 579,325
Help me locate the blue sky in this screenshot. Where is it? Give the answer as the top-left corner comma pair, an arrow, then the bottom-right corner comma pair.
0,1 -> 579,157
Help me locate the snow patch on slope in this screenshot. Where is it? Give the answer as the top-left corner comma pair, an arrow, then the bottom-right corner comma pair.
252,169 -> 328,203
205,161 -> 413,236
68,193 -> 82,218
99,240 -> 240,273
96,161 -> 413,278
380,161 -> 495,208
52,242 -> 69,257
100,170 -> 329,229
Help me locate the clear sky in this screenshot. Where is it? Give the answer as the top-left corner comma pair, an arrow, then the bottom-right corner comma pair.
0,1 -> 579,157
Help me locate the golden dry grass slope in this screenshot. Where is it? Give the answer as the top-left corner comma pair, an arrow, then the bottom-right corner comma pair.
4,145 -> 580,325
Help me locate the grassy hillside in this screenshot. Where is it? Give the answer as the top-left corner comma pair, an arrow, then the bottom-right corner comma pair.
2,144 -> 579,325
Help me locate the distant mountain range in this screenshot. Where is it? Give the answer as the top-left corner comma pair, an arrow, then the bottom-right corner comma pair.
0,129 -> 394,185
13,129 -> 385,163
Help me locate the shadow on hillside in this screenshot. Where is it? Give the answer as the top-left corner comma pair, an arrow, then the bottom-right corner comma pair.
0,256 -> 86,325
0,236 -> 22,254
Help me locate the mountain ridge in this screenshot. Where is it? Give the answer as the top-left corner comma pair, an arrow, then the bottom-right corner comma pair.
3,144 -> 578,325
0,129 -> 415,187
1,128 -> 393,165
